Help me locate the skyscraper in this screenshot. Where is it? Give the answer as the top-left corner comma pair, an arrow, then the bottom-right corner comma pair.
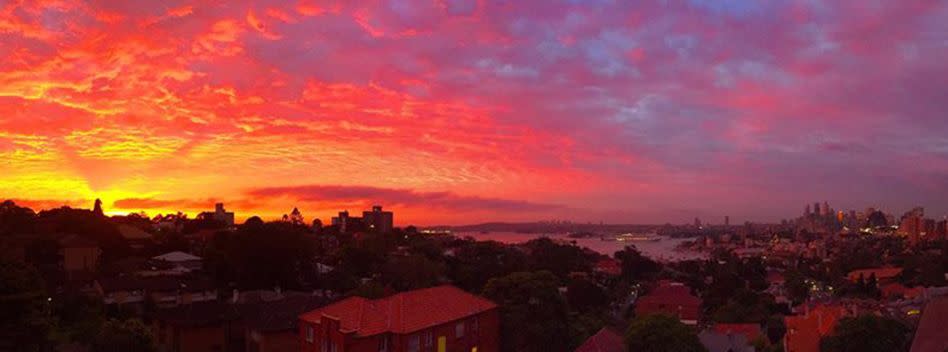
363,205 -> 394,233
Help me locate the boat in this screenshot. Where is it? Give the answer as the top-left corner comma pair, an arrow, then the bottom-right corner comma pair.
614,233 -> 662,242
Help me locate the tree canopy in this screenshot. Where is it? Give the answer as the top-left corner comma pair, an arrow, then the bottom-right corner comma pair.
483,271 -> 571,352
625,314 -> 708,352
820,314 -> 911,352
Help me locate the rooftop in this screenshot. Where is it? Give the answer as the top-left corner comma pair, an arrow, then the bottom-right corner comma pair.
96,275 -> 214,293
910,296 -> 948,352
153,251 -> 202,262
574,328 -> 624,352
299,285 -> 497,337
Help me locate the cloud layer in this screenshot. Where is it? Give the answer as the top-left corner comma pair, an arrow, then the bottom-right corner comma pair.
1,0 -> 946,224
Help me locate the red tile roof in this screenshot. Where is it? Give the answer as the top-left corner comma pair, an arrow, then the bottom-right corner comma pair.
594,258 -> 621,276
846,267 -> 902,282
910,296 -> 948,352
784,305 -> 847,352
299,285 -> 496,337
574,328 -> 624,352
712,323 -> 763,343
634,281 -> 701,323
881,283 -> 925,300
766,271 -> 785,284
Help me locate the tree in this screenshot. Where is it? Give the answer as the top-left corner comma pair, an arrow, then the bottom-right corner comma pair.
0,260 -> 51,350
625,314 -> 708,352
483,271 -> 571,352
711,288 -> 775,324
205,221 -> 315,289
566,277 -> 609,313
447,240 -> 527,292
92,199 -> 104,217
91,319 -> 156,352
35,206 -> 128,262
244,216 -> 264,227
287,207 -> 305,225
784,270 -> 810,304
0,200 -> 36,235
380,254 -> 445,291
523,238 -> 595,279
820,315 -> 910,352
614,246 -> 660,281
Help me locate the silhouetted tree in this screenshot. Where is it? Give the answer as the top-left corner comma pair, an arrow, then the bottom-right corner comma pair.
566,277 -> 609,313
820,315 -> 910,352
447,239 -> 527,292
205,221 -> 315,289
625,314 -> 707,352
244,216 -> 264,227
91,319 -> 156,352
483,271 -> 570,352
287,207 -> 305,225
614,246 -> 660,282
0,260 -> 51,350
93,199 -> 104,217
523,237 -> 595,279
0,200 -> 36,235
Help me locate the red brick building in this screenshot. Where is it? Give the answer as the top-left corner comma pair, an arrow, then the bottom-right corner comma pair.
783,304 -> 847,352
634,281 -> 701,325
298,285 -> 499,352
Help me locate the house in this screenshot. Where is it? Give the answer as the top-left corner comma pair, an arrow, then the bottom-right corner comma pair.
150,290 -> 325,352
910,295 -> 948,352
151,301 -> 241,352
95,275 -> 217,310
244,294 -> 325,352
58,234 -> 101,279
698,329 -> 755,352
783,304 -> 847,352
881,283 -> 925,301
593,258 -> 621,277
711,323 -> 763,345
154,251 -> 203,271
118,224 -> 153,250
574,328 -> 623,352
634,281 -> 701,325
298,285 -> 500,352
846,267 -> 902,285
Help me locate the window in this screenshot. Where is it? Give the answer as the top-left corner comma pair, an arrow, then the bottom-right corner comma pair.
408,335 -> 420,352
321,340 -> 328,352
455,322 -> 465,339
305,326 -> 314,343
331,342 -> 338,352
424,331 -> 433,347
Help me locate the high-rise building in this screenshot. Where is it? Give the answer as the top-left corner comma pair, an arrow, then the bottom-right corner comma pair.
199,203 -> 235,227
363,205 -> 394,233
899,214 -> 923,245
805,204 -> 811,217
331,210 -> 353,233
820,202 -> 830,216
724,216 -> 730,227
694,217 -> 702,228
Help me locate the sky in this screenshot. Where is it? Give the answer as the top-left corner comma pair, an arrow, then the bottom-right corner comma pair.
1,0 -> 947,225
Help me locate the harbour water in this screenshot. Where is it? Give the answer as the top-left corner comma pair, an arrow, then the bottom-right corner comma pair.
458,232 -> 707,262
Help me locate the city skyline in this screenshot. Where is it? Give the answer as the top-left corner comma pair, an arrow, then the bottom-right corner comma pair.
2,1 -> 947,224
